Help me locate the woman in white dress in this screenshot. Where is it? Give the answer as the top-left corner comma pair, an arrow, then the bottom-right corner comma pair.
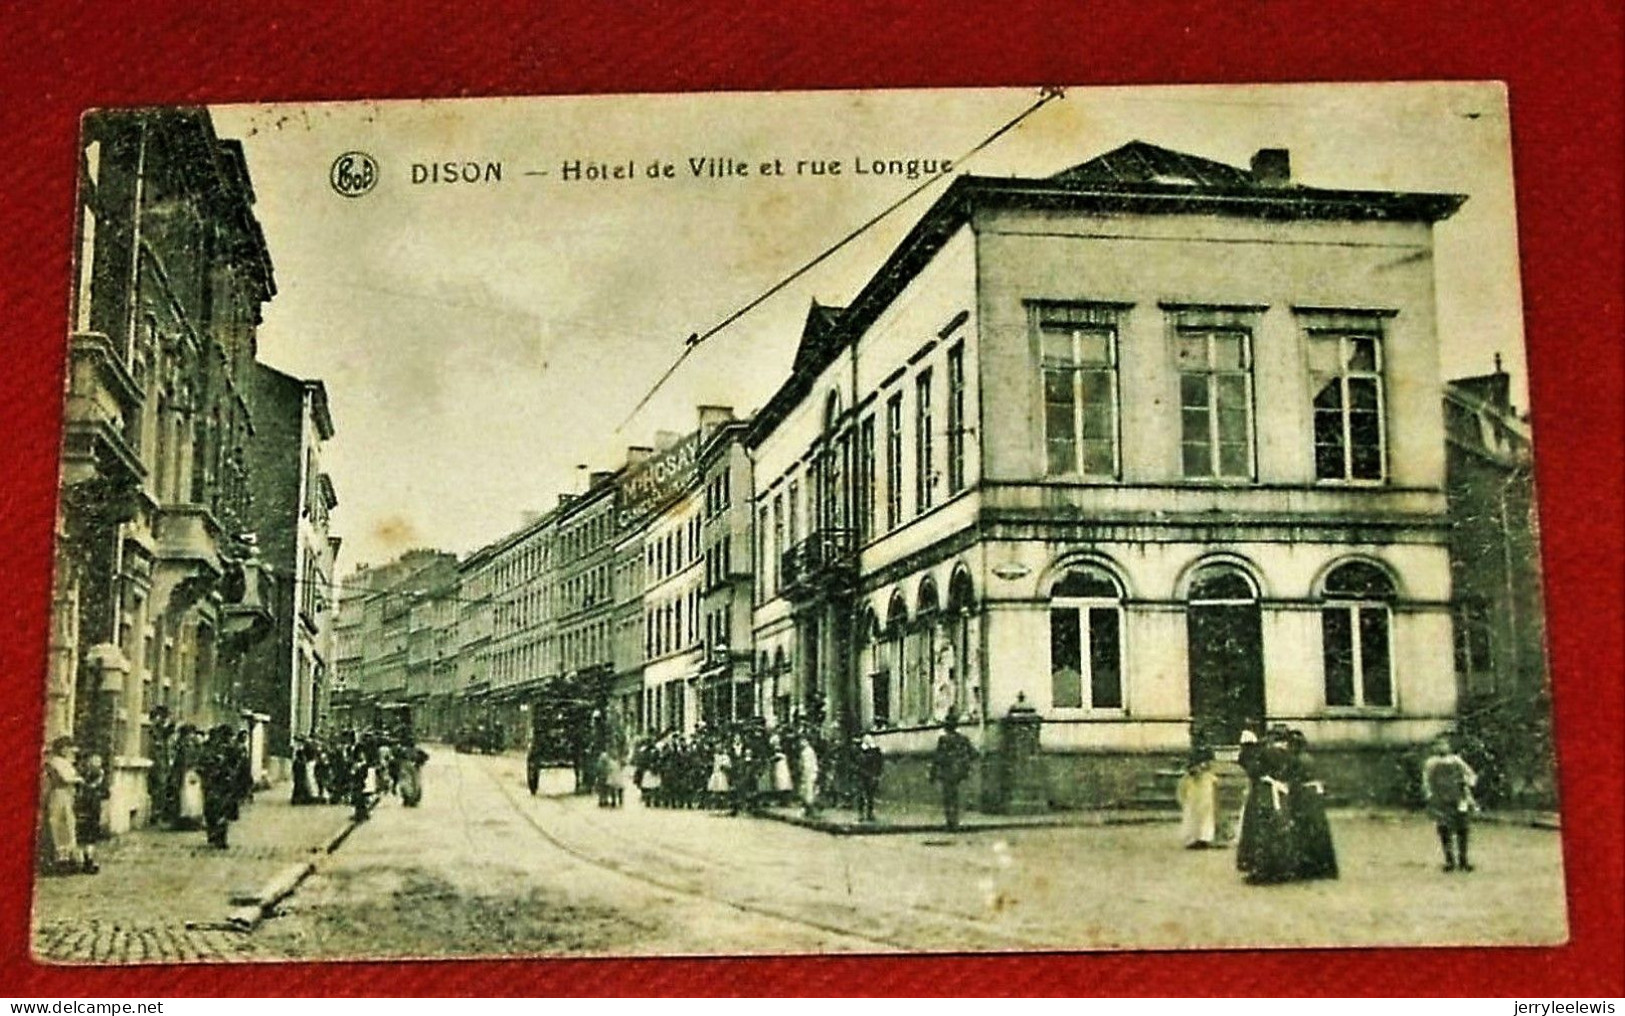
40,736 -> 81,873
770,734 -> 794,805
1176,747 -> 1219,849
705,750 -> 731,808
796,736 -> 821,817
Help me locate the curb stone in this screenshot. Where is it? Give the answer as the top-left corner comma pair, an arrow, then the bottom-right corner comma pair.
755,808 -> 1171,836
756,805 -> 1561,836
225,818 -> 359,931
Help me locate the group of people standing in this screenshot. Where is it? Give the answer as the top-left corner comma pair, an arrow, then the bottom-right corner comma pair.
292,729 -> 430,819
146,709 -> 257,849
1173,726 -> 1336,883
592,711 -> 977,829
613,716 -> 889,822
39,711 -> 439,877
630,718 -> 812,814
38,735 -> 107,875
1232,725 -> 1339,884
1175,725 -> 1484,884
40,708 -> 258,874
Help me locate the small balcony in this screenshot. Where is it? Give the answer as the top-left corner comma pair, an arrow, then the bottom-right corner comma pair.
779,529 -> 857,600
60,332 -> 145,490
155,504 -> 224,574
222,558 -> 276,643
150,505 -> 224,620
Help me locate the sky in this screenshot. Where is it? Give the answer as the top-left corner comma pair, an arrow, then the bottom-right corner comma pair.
210,83 -> 1525,572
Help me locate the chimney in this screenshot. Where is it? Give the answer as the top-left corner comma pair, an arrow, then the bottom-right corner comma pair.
624,445 -> 654,468
698,405 -> 735,433
1250,148 -> 1291,187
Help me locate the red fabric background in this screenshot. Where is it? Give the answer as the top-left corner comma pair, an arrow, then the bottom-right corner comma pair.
0,0 -> 1619,997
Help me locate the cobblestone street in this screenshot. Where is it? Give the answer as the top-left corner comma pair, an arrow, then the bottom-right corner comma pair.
32,748 -> 1568,963
261,748 -> 1566,959
31,790 -> 352,963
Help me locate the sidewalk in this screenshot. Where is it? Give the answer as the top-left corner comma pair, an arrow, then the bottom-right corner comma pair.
757,801 -> 1170,834
757,801 -> 1563,835
31,786 -> 355,964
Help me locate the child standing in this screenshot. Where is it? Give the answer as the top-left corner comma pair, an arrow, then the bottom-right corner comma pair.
73,751 -> 106,874
1423,734 -> 1479,872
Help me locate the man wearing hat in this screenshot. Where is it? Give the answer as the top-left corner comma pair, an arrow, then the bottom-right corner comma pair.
928,709 -> 977,830
199,725 -> 239,848
146,705 -> 175,826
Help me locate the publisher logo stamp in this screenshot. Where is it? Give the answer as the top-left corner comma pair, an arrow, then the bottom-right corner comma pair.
330,151 -> 379,197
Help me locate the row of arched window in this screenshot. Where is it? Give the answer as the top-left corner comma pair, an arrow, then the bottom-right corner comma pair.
754,557 -> 1401,728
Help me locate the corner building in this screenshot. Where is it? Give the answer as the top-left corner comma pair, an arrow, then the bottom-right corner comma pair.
51,109 -> 282,831
748,142 -> 1465,807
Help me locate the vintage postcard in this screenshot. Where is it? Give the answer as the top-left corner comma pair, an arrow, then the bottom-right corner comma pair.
32,83 -> 1565,963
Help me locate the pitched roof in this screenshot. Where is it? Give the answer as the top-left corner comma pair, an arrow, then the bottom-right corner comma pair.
788,300 -> 847,377
1049,140 -> 1257,188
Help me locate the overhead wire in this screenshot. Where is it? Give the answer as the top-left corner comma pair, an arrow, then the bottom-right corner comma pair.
613,87 -> 1066,434
287,90 -> 1068,611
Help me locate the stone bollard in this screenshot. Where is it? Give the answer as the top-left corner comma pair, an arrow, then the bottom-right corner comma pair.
992,694 -> 1048,814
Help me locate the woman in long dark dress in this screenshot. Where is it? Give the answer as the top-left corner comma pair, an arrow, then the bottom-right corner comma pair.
1237,728 -> 1298,884
1283,729 -> 1338,879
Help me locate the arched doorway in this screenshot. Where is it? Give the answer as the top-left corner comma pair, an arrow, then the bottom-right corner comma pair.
947,569 -> 978,721
1186,563 -> 1264,747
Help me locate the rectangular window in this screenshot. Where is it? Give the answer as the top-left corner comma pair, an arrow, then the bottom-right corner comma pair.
915,368 -> 934,512
1177,325 -> 1254,479
1308,319 -> 1387,481
1049,599 -> 1124,710
1088,608 -> 1122,708
1037,303 -> 1120,477
1322,605 -> 1394,707
1049,607 -> 1083,708
947,342 -> 966,494
857,416 -> 876,545
885,394 -> 903,529
1452,598 -> 1495,684
1359,606 -> 1393,706
758,506 -> 770,598
772,495 -> 784,592
870,670 -> 891,728
786,479 -> 800,550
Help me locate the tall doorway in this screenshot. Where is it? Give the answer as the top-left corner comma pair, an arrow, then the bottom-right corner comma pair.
1186,564 -> 1264,747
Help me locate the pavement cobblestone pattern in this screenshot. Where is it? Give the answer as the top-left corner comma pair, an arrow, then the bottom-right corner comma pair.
30,748 -> 1570,962
487,756 -> 1568,953
31,791 -> 351,964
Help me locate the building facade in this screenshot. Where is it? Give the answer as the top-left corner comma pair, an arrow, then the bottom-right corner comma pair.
329,549 -> 457,730
470,511 -> 560,746
748,142 -> 1466,806
637,436 -> 706,735
51,108 -> 283,832
697,415 -> 756,724
553,474 -> 623,729
244,364 -> 338,774
1444,365 -> 1551,803
405,569 -> 460,740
